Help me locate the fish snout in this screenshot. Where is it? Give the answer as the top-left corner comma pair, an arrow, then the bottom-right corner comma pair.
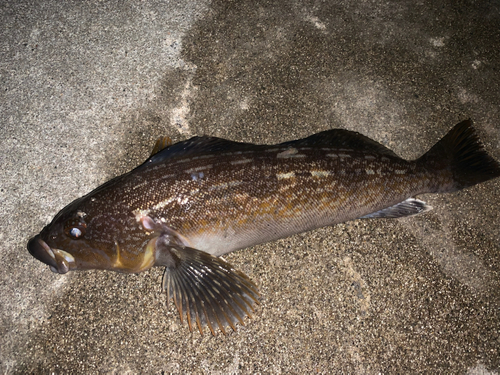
27,235 -> 70,274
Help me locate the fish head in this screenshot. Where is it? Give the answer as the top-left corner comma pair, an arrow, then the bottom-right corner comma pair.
27,196 -> 104,274
27,193 -> 152,274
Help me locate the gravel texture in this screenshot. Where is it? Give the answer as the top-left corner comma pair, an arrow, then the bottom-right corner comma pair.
1,0 -> 499,373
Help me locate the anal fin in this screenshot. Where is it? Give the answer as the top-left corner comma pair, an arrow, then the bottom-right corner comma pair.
156,239 -> 260,336
360,198 -> 432,219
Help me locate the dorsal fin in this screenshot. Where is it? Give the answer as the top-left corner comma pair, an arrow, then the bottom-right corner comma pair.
146,136 -> 267,165
145,128 -> 399,166
150,136 -> 173,157
279,129 -> 399,157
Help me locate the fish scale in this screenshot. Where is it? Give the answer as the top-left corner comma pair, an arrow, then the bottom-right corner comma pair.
170,149 -> 420,253
28,120 -> 500,335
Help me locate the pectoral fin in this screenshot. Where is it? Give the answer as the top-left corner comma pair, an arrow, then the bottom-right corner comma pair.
154,236 -> 260,336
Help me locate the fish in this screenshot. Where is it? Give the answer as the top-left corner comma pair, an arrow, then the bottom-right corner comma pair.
27,119 -> 500,335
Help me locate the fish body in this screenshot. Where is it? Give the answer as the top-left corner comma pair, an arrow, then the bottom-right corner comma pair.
28,120 -> 500,335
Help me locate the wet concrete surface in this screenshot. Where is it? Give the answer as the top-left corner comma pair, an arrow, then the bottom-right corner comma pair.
1,0 -> 499,373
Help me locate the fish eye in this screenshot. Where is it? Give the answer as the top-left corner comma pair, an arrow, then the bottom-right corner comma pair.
69,227 -> 84,239
64,219 -> 87,240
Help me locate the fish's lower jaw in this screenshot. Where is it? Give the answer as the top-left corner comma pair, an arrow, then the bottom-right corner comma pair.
27,235 -> 74,274
51,248 -> 75,274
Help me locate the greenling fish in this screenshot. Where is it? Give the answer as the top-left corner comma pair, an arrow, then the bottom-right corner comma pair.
28,120 -> 500,335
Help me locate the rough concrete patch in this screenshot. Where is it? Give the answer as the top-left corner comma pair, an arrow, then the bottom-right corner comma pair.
2,0 -> 500,373
401,195 -> 500,296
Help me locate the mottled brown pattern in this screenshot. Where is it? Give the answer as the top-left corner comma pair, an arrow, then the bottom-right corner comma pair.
30,120 -> 500,268
86,147 -> 422,257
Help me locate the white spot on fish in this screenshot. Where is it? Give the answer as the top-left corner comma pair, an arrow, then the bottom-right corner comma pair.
208,182 -> 228,191
276,171 -> 296,179
228,181 -> 243,187
276,148 -> 307,159
132,181 -> 150,190
191,155 -> 214,160
148,195 -> 178,212
178,196 -> 190,205
230,158 -> 252,165
190,171 -> 204,181
208,180 -> 243,191
277,148 -> 298,158
133,208 -> 152,223
311,170 -> 330,178
159,173 -> 176,181
186,165 -> 213,174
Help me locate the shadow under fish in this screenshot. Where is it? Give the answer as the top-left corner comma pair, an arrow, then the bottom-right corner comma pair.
27,120 -> 500,335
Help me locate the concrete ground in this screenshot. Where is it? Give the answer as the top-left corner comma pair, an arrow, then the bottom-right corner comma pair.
1,0 -> 499,373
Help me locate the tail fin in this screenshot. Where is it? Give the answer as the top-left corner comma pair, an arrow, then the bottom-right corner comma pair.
418,119 -> 500,192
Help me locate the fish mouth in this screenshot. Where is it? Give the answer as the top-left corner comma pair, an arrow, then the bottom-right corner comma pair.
27,235 -> 74,274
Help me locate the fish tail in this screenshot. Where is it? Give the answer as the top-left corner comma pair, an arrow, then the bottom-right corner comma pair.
418,119 -> 500,193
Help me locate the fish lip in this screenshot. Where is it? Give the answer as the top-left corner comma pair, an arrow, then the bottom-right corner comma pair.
27,235 -> 70,274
